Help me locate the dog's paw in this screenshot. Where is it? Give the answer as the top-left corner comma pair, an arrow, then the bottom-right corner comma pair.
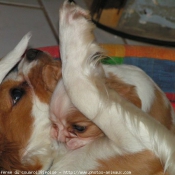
59,0 -> 94,45
59,0 -> 96,66
60,0 -> 91,26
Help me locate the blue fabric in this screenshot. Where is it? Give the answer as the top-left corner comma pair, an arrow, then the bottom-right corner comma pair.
123,57 -> 175,93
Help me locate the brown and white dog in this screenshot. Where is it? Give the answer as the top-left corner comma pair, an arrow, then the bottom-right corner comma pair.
0,1 -> 175,175
0,48 -> 62,172
0,39 -> 170,174
50,1 -> 175,149
50,1 -> 175,174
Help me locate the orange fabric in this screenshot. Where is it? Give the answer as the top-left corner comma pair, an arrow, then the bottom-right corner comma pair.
100,44 -> 175,61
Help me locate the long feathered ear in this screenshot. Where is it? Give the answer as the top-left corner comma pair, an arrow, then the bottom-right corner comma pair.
0,33 -> 31,84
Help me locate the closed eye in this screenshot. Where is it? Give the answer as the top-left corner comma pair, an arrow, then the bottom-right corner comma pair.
10,88 -> 25,105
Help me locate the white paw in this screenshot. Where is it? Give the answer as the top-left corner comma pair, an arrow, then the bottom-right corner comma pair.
59,0 -> 91,28
59,0 -> 94,64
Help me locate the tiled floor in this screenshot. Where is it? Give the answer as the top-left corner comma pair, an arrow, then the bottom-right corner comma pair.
0,0 -> 148,58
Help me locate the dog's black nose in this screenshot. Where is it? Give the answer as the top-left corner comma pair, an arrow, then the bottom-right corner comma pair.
26,49 -> 42,61
68,0 -> 76,3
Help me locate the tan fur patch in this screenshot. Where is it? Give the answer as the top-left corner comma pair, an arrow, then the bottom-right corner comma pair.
149,89 -> 172,130
67,110 -> 103,138
27,53 -> 62,103
105,73 -> 141,108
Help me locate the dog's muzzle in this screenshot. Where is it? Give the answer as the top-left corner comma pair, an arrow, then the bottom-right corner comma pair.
26,49 -> 43,62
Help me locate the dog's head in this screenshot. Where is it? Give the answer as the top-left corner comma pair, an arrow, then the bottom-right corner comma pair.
0,46 -> 105,170
0,48 -> 61,170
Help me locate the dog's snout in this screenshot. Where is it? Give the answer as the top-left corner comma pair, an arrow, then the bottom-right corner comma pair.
68,0 -> 76,3
26,49 -> 42,62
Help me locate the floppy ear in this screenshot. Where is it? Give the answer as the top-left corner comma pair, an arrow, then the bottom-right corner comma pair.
42,64 -> 62,92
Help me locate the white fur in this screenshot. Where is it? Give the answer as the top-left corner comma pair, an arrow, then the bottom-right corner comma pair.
0,33 -> 31,83
18,57 -> 38,77
51,137 -> 123,172
59,1 -> 175,174
103,64 -> 155,112
5,2 -> 174,173
50,79 -> 74,124
17,54 -> 57,170
23,96 -> 55,170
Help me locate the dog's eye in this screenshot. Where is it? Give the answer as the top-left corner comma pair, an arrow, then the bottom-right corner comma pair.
10,88 -> 25,105
73,124 -> 86,133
